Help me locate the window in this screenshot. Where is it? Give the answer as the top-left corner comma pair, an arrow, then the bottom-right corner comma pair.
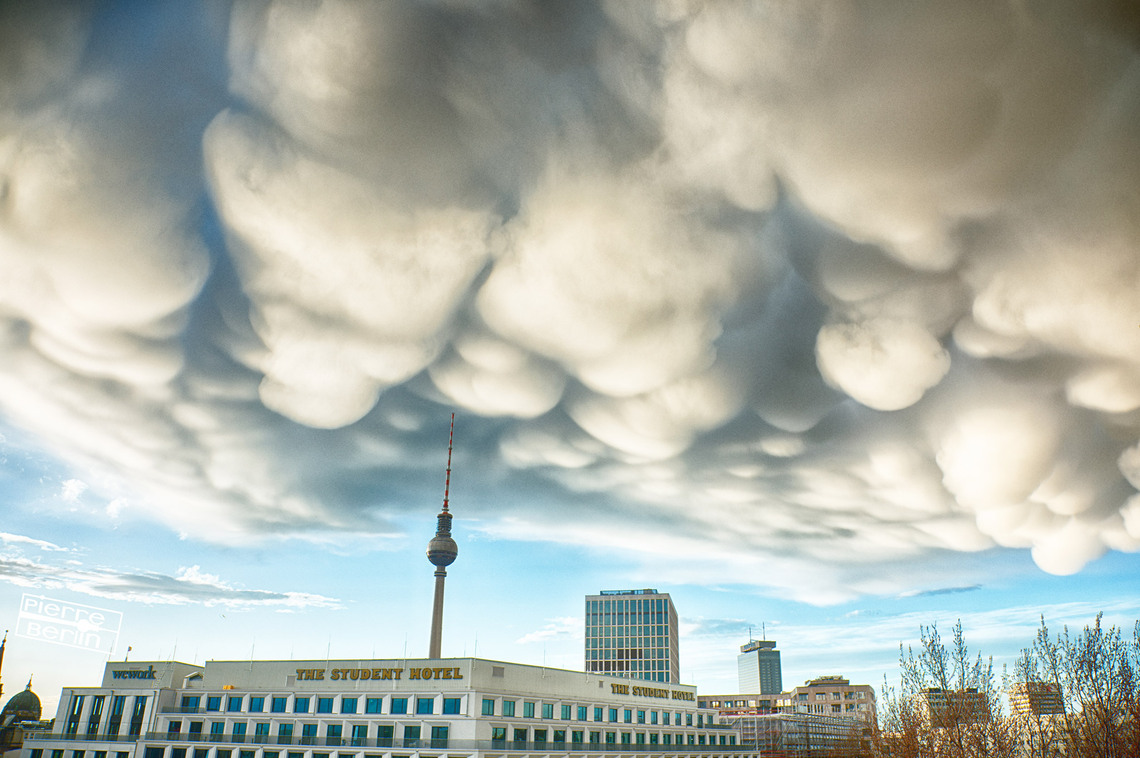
833,692 -> 841,700
430,726 -> 448,748
637,710 -> 645,724
636,733 -> 645,744
341,698 -> 357,714
31,751 -> 43,758
831,704 -> 842,713
144,749 -> 163,758
513,728 -> 527,745
188,722 -> 202,739
697,714 -> 703,727
481,699 -> 495,716
651,711 -> 658,725
227,697 -> 243,713
181,697 -> 200,711
326,725 -> 342,747
316,698 -> 333,714
698,735 -> 706,745
365,698 -> 382,714
577,706 -> 587,721
538,703 -> 551,719
561,705 -> 571,720
403,726 -> 420,748
206,697 -> 222,713
167,722 -> 182,736
491,728 -> 506,744
502,700 -> 515,717
231,723 -> 247,742
608,708 -> 618,723
553,730 -> 566,743
663,712 -> 670,726
249,697 -> 264,713
593,707 -> 603,722
571,731 -> 584,744
624,709 -> 632,724
351,725 -> 367,746
534,729 -> 547,745
685,713 -> 693,726
621,733 -> 631,745
390,698 -> 407,715
415,698 -> 434,715
523,702 -> 535,718
210,723 -> 224,737
271,698 -> 287,713
443,698 -> 461,715
605,732 -> 616,744
663,734 -> 672,745
649,733 -> 658,745
278,724 -> 293,743
254,724 -> 269,742
377,726 -> 393,746
293,698 -> 309,714
300,724 -> 317,745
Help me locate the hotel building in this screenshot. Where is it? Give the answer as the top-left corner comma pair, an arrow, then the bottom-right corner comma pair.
584,591 -> 679,685
23,658 -> 752,758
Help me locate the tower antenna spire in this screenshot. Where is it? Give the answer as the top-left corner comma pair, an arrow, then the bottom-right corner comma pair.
443,413 -> 454,512
427,413 -> 459,659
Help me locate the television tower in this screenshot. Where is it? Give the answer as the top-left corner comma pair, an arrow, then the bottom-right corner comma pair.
426,414 -> 458,659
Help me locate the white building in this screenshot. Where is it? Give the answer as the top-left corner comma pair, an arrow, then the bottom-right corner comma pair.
735,642 -> 780,696
584,590 -> 679,684
24,657 -> 756,758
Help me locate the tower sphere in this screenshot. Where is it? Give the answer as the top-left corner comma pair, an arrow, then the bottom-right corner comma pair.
427,533 -> 458,567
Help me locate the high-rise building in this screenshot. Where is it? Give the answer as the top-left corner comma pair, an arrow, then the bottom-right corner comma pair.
584,589 -> 679,683
737,639 -> 782,694
1009,681 -> 1065,717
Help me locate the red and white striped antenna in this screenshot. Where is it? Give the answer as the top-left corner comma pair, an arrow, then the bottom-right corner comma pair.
442,412 -> 454,512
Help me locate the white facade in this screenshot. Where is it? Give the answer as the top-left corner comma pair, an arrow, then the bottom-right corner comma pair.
734,642 -> 780,696
24,658 -> 758,758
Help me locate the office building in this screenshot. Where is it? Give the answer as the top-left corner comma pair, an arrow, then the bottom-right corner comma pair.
736,640 -> 781,695
917,688 -> 989,727
777,677 -> 876,723
1009,681 -> 1064,718
584,590 -> 679,684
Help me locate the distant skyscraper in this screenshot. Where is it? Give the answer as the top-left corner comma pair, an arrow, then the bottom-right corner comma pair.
585,589 -> 679,683
738,638 -> 782,694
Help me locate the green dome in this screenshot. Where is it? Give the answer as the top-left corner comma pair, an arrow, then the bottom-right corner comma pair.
1,681 -> 41,724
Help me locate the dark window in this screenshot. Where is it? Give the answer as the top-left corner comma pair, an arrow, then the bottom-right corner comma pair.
88,696 -> 106,737
553,730 -> 566,743
513,728 -> 527,745
278,724 -> 294,744
534,729 -> 547,745
129,697 -> 147,737
167,722 -> 182,736
351,726 -> 367,746
491,727 -> 506,744
377,725 -> 393,747
254,723 -> 270,742
181,697 -> 200,711
227,697 -> 243,713
430,726 -> 448,748
210,723 -> 224,737
231,723 -> 247,742
144,749 -> 163,758
206,697 -> 221,713
326,725 -> 342,747
301,725 -> 317,745
442,698 -> 460,715
402,726 -> 420,748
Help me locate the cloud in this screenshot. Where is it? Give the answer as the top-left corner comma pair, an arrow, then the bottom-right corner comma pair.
516,616 -> 582,646
0,0 -> 1137,601
0,532 -> 69,552
0,546 -> 339,610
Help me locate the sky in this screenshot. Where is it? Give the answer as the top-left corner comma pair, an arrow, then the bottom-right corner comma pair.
1,0 -> 1139,716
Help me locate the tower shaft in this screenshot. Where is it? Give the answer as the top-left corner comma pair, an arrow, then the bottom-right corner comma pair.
429,567 -> 447,658
425,414 -> 458,658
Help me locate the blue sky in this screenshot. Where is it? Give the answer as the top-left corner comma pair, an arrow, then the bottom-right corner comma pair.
2,0 -> 1139,716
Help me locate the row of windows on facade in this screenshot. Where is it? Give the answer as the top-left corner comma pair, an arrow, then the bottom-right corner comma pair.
583,660 -> 671,674
584,637 -> 672,649
788,692 -> 867,702
63,695 -> 148,738
480,702 -> 708,728
791,703 -> 868,715
586,597 -> 669,612
179,696 -> 463,716
156,721 -> 727,745
584,624 -> 670,637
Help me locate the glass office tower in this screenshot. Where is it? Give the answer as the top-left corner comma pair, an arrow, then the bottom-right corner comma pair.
584,589 -> 680,684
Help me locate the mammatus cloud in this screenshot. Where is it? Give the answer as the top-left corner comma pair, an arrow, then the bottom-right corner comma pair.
0,1 -> 1138,599
0,535 -> 339,609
